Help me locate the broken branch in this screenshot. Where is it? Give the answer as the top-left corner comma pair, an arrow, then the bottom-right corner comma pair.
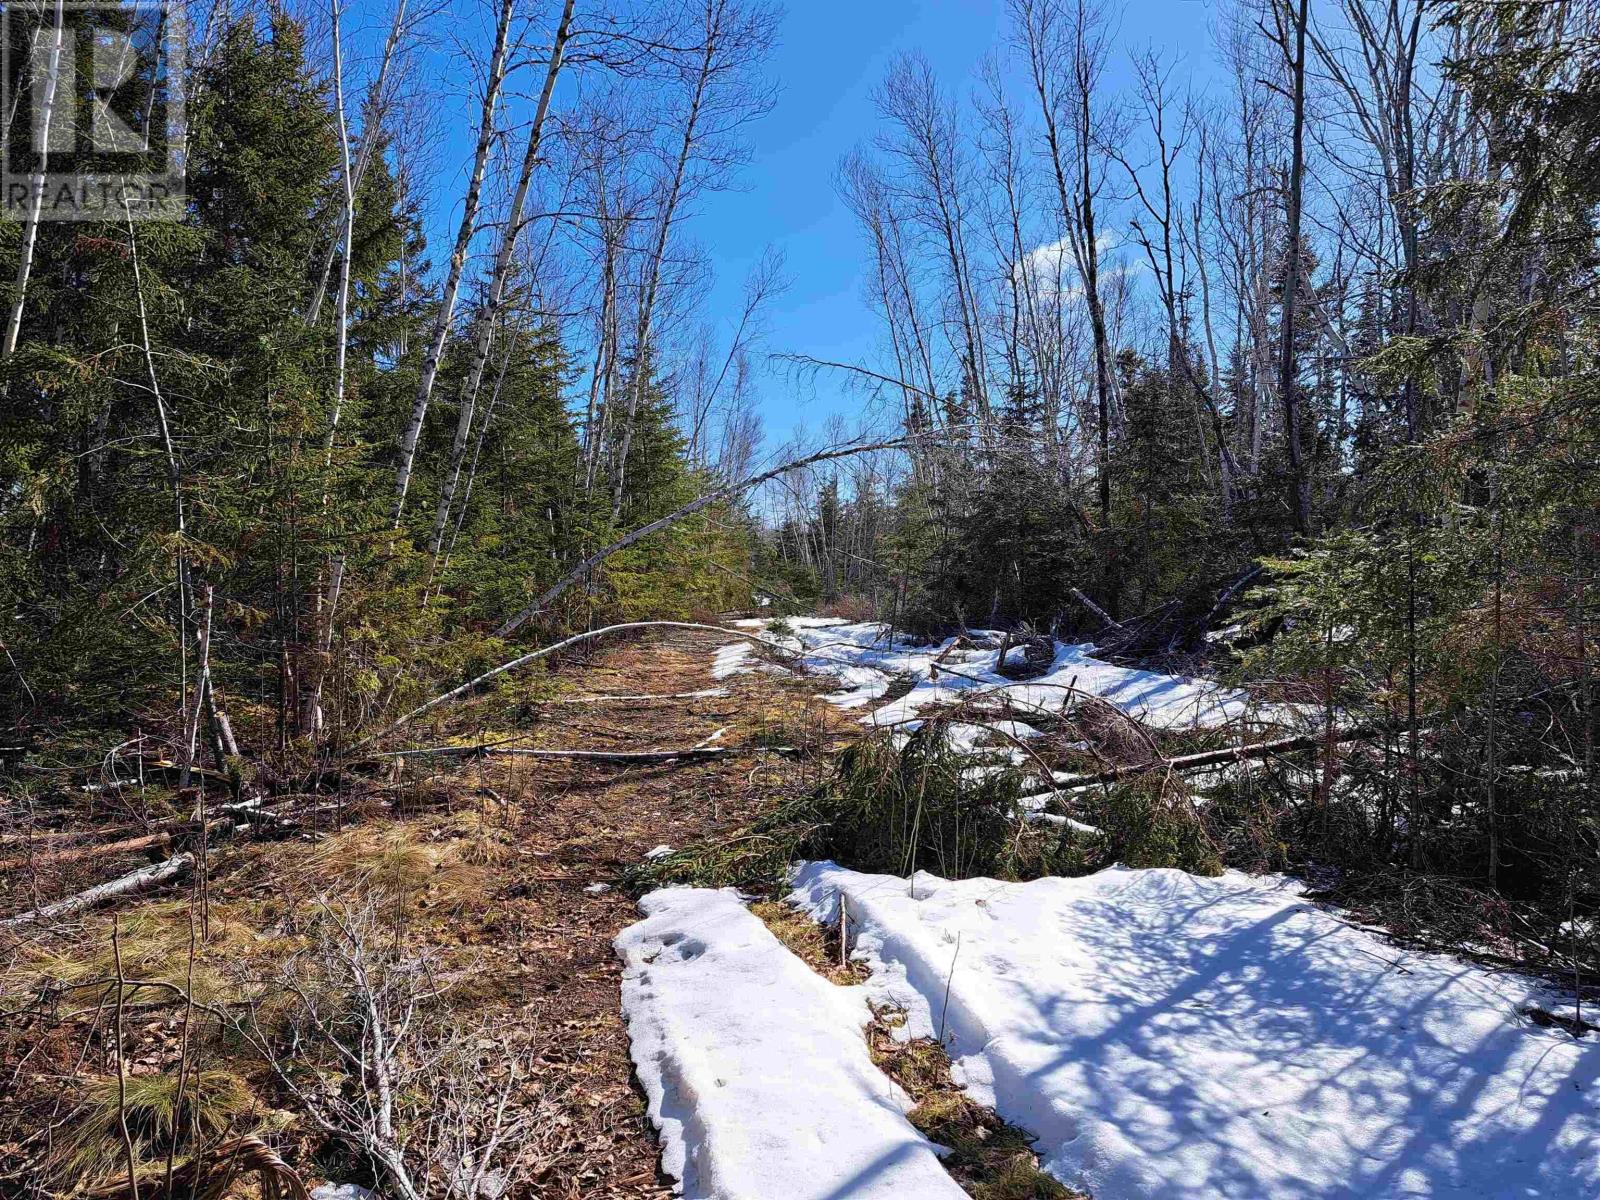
1038,722 -> 1390,791
2,854 -> 194,929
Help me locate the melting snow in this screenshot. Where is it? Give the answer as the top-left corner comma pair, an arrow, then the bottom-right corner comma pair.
710,642 -> 754,679
615,888 -> 968,1199
311,1186 -> 373,1200
725,619 -> 1296,732
791,862 -> 1600,1200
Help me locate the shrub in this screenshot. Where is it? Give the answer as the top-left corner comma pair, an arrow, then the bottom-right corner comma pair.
630,728 -> 1077,892
1095,780 -> 1223,877
804,729 -> 1033,880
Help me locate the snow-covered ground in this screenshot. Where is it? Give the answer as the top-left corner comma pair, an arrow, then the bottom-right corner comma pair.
614,888 -> 967,1199
725,618 -> 1298,733
791,862 -> 1600,1200
623,618 -> 1596,1198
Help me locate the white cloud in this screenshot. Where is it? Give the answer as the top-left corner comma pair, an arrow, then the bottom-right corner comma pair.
1016,229 -> 1146,301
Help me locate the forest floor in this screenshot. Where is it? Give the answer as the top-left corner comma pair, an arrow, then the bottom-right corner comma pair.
7,624 -> 1594,1200
0,627 -> 859,1199
425,626 -> 856,1197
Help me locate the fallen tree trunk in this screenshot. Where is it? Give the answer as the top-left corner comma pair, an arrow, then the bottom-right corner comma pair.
1,853 -> 193,928
1039,722 -> 1389,791
0,831 -> 170,872
1069,587 -> 1125,635
1200,565 -> 1264,633
108,758 -> 232,787
373,745 -> 730,765
1089,599 -> 1183,657
927,636 -> 970,680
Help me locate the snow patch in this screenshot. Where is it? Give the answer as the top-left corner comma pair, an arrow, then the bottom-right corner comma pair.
311,1186 -> 373,1200
710,643 -> 754,679
793,862 -> 1600,1200
615,888 -> 967,1199
725,619 -> 1299,733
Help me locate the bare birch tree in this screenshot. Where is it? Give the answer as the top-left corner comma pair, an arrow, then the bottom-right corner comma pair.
428,0 -> 578,558
608,0 -> 778,519
874,52 -> 994,435
305,0 -> 417,326
2,0 -> 67,363
1272,0 -> 1315,534
391,0 -> 517,524
1011,0 -> 1120,606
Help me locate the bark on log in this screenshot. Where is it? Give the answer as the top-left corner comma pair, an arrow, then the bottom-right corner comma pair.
1201,565 -> 1264,632
122,758 -> 232,786
927,636 -> 969,680
1039,722 -> 1387,791
1,854 -> 193,928
1069,587 -> 1125,634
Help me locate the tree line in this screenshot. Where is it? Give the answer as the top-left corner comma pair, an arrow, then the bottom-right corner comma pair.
764,0 -> 1596,951
0,0 -> 1595,969
0,0 -> 782,769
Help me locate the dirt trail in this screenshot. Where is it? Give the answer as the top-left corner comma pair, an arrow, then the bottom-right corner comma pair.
459,625 -> 842,1197
0,626 -> 844,1198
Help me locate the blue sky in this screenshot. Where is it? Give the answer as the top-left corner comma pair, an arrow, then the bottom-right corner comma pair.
372,0 -> 1227,447
692,0 -> 1227,446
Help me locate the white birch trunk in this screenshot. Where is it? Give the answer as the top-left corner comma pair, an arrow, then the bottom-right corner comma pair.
2,0 -> 67,362
428,0 -> 576,557
391,0 -> 515,525
305,0 -> 408,326
609,2 -> 721,519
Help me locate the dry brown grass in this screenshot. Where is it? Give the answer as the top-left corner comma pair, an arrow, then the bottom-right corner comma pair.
869,1029 -> 1080,1199
1,627 -> 879,1200
52,1068 -> 265,1190
748,900 -> 869,986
